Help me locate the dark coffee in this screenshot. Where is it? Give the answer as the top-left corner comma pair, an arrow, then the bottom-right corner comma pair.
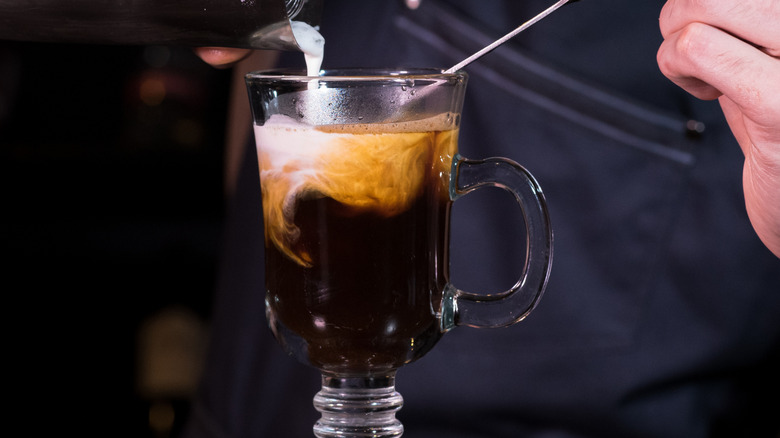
255,114 -> 458,374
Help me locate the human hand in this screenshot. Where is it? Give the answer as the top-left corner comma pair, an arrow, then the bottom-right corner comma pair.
194,47 -> 252,68
657,0 -> 780,258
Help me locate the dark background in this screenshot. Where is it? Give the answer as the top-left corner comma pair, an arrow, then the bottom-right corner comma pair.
1,41 -> 232,436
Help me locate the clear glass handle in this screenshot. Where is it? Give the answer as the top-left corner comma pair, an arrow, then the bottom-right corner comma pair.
441,154 -> 553,331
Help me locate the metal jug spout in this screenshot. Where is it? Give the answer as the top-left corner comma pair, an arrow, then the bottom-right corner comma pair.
0,0 -> 323,51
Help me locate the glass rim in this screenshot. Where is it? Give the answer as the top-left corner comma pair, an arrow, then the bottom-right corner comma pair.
245,67 -> 467,82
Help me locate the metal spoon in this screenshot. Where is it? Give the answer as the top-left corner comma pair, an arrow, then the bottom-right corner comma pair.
445,0 -> 579,73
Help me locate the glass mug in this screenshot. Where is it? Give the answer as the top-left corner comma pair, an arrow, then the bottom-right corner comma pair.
246,68 -> 553,438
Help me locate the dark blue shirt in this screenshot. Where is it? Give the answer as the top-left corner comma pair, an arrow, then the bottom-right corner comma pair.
184,1 -> 780,437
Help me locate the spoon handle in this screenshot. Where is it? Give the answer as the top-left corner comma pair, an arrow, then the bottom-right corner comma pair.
444,0 -> 579,73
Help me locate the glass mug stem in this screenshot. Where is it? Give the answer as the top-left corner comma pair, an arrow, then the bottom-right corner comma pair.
313,373 -> 404,438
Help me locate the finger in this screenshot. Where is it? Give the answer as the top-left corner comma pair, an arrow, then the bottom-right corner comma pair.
194,47 -> 252,69
659,0 -> 780,54
657,22 -> 724,100
657,21 -> 780,127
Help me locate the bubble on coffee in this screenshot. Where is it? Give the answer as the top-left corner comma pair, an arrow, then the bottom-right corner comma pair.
254,113 -> 458,267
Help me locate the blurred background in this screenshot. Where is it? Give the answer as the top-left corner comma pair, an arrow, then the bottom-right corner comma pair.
1,41 -> 245,437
